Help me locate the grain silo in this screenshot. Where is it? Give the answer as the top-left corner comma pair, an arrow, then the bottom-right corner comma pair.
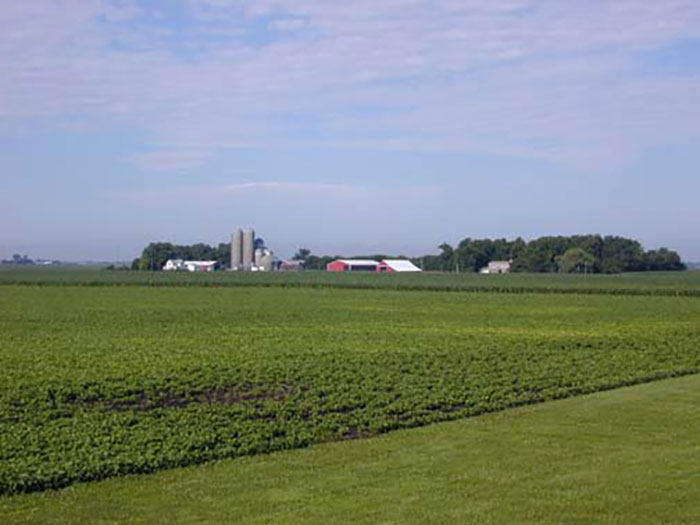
260,252 -> 277,272
231,228 -> 243,270
242,228 -> 255,270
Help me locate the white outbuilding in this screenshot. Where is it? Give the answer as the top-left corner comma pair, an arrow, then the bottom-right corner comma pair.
163,259 -> 218,272
379,259 -> 422,272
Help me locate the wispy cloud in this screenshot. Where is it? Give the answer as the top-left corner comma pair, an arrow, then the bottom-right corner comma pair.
267,18 -> 308,32
106,180 -> 441,203
221,181 -> 360,194
126,150 -> 213,172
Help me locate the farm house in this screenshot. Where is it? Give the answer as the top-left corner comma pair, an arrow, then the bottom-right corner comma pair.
480,260 -> 512,274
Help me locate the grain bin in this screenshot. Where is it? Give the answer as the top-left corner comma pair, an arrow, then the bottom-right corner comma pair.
242,228 -> 255,270
231,228 -> 243,270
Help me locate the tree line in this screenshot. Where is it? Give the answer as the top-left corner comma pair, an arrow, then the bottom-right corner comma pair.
1,254 -> 36,265
415,235 -> 685,273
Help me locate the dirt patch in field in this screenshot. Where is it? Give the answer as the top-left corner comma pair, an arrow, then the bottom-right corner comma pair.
81,385 -> 295,412
342,426 -> 371,440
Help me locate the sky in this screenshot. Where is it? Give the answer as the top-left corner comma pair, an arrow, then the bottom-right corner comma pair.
1,0 -> 700,261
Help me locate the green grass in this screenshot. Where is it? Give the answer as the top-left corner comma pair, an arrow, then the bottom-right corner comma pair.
2,266 -> 700,296
2,285 -> 700,495
2,374 -> 699,524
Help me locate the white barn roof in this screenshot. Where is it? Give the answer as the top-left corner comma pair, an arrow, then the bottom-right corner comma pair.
382,259 -> 422,272
338,259 -> 380,266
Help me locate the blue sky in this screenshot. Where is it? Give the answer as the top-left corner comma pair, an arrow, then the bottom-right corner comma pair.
2,0 -> 700,261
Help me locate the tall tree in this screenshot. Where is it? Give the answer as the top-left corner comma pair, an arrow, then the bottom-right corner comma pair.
555,248 -> 596,273
293,248 -> 311,262
644,248 -> 685,271
438,243 -> 457,272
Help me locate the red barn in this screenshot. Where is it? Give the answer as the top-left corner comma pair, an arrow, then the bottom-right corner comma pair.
326,259 -> 380,272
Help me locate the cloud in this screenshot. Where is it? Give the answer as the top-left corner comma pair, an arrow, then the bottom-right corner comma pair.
1,1 -> 700,169
106,180 -> 441,203
267,18 -> 307,32
106,181 -> 358,202
221,181 -> 360,194
126,150 -> 213,172
101,2 -> 143,23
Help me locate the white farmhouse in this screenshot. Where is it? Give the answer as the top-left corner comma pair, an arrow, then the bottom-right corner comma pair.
481,260 -> 512,274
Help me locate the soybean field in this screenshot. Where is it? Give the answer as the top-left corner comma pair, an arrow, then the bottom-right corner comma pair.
1,278 -> 700,496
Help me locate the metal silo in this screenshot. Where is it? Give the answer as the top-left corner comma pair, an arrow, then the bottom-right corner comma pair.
242,228 -> 255,270
231,228 -> 243,270
254,248 -> 263,268
261,253 -> 276,272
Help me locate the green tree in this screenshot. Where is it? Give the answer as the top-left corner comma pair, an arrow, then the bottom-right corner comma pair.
305,255 -> 338,270
644,248 -> 685,271
600,236 -> 645,273
555,248 -> 596,273
139,242 -> 177,271
215,243 -> 231,268
438,243 -> 457,272
293,248 -> 311,262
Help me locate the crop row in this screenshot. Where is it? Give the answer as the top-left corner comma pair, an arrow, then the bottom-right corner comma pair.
2,267 -> 700,297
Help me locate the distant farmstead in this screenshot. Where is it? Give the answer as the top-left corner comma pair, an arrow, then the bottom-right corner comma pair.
163,259 -> 218,272
326,259 -> 422,273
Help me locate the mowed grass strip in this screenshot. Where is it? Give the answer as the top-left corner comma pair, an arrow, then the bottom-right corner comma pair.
1,286 -> 700,495
2,374 -> 699,524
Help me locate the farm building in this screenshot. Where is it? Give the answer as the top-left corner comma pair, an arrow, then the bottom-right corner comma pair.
278,260 -> 304,272
163,259 -> 218,272
480,260 -> 512,274
326,259 -> 380,272
326,259 -> 422,272
377,260 -> 422,272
